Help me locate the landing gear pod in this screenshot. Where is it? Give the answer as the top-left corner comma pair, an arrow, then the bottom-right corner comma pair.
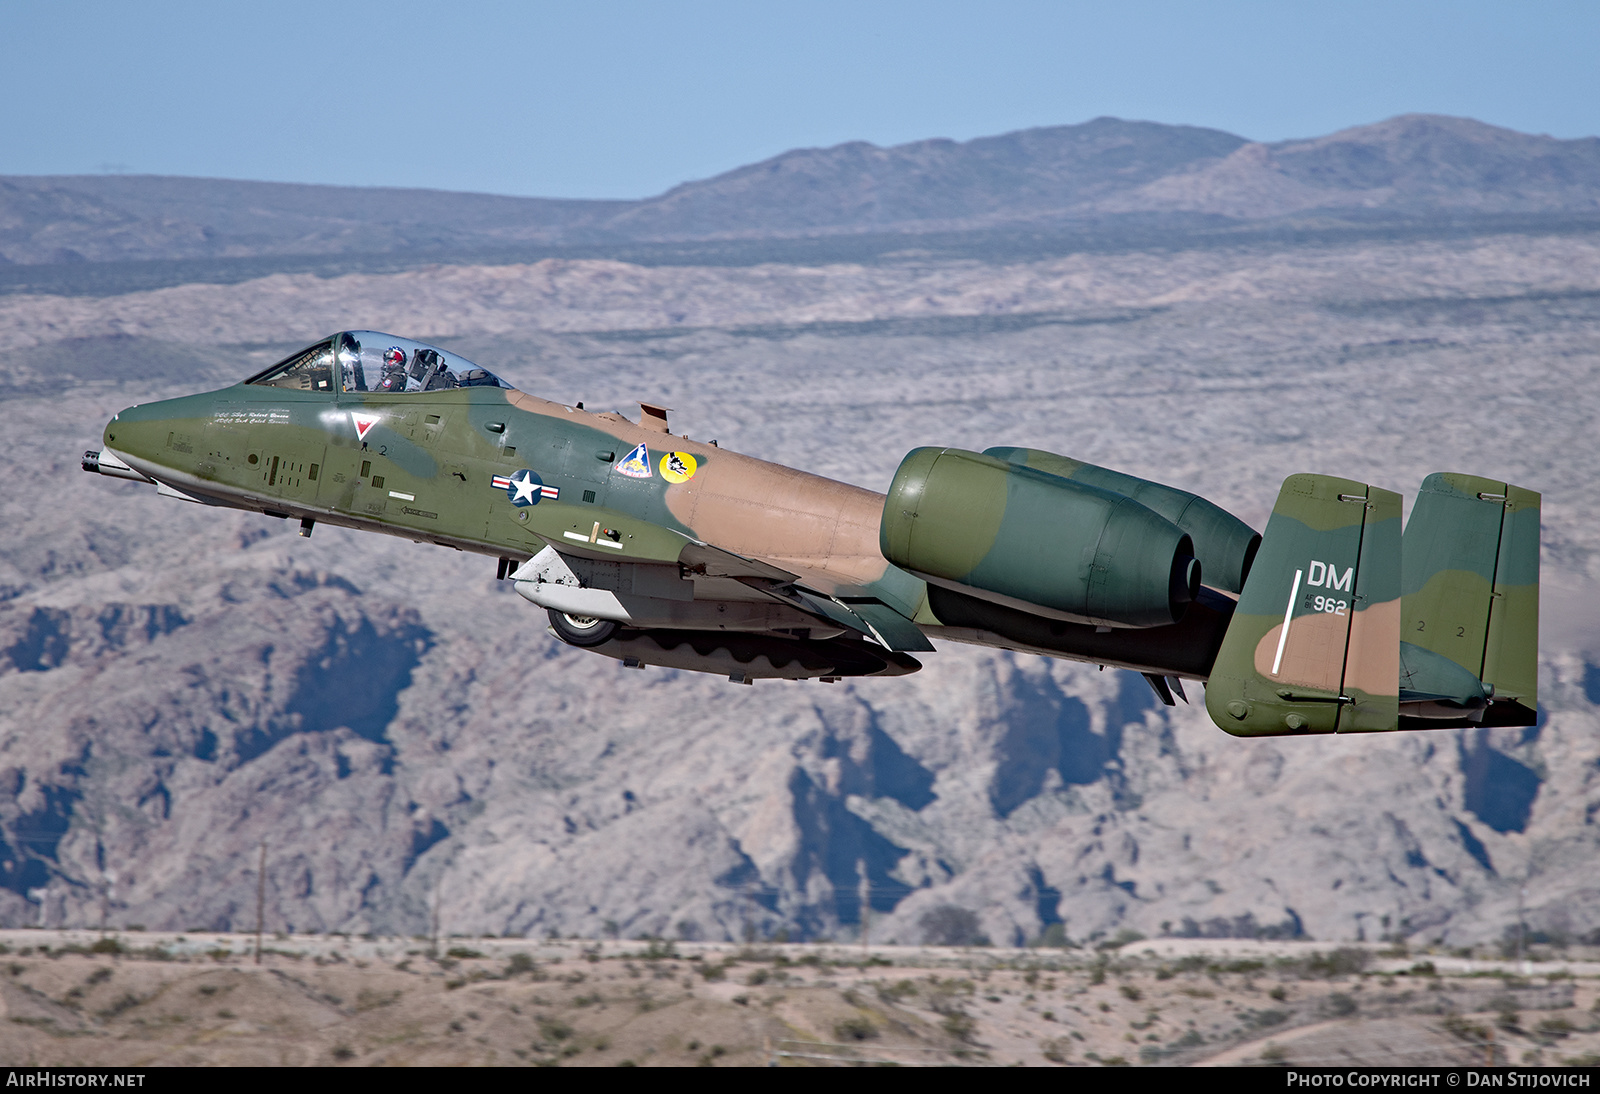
573,628 -> 922,680
881,447 -> 1200,629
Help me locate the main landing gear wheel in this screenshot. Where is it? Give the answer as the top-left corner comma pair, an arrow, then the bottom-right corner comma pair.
547,609 -> 619,647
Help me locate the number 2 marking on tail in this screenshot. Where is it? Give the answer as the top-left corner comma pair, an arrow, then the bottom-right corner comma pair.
1272,569 -> 1303,677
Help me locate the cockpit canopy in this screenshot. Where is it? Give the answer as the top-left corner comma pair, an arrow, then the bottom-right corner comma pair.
245,332 -> 511,394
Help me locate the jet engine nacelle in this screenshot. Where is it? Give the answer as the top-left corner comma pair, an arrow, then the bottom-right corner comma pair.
983,447 -> 1261,594
881,447 -> 1201,629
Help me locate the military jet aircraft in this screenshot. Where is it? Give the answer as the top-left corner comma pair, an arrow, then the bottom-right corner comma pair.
83,331 -> 1540,736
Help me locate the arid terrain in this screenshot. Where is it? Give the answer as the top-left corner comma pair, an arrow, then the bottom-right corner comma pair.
2,122 -> 1599,1065
0,932 -> 1596,1067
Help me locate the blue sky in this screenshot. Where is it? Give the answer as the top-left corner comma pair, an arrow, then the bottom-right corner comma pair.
5,1 -> 1597,199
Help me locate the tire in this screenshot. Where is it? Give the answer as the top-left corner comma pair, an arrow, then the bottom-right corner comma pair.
547,609 -> 619,647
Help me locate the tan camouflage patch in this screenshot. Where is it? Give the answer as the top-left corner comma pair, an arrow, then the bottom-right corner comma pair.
1253,611 -> 1348,693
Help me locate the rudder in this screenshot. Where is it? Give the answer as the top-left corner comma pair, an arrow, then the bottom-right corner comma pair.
1206,474 -> 1401,736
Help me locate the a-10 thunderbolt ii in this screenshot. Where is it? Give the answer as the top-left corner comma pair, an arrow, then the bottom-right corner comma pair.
82,332 -> 1540,736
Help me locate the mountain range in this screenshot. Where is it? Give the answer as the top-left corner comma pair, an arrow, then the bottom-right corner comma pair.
4,115 -> 1599,274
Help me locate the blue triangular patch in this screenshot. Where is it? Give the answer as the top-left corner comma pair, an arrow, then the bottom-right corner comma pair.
615,442 -> 652,479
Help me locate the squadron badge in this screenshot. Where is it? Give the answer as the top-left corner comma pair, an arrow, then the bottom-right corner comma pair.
615,443 -> 653,479
660,451 -> 698,483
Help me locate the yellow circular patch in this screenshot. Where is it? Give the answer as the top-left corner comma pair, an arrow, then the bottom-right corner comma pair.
659,451 -> 698,484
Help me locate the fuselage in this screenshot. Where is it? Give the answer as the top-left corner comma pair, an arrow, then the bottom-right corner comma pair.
91,332 -> 1237,683
105,383 -> 887,582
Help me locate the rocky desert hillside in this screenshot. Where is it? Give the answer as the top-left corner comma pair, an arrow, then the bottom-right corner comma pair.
0,119 -> 1597,957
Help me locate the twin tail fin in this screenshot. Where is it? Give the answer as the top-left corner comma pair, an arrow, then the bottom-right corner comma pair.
1205,471 -> 1539,736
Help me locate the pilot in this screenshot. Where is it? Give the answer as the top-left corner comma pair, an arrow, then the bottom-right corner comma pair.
377,347 -> 409,392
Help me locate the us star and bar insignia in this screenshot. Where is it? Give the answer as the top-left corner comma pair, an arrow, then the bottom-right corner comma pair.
496,469 -> 559,506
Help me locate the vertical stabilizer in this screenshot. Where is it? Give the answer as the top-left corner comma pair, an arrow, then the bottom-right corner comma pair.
1400,473 -> 1540,727
1206,474 -> 1401,736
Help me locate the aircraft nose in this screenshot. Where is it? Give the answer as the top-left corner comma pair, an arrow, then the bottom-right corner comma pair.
102,402 -> 170,466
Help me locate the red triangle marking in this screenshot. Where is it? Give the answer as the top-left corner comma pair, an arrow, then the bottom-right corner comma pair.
350,412 -> 381,439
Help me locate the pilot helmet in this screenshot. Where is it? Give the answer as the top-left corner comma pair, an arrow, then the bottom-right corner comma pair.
383,347 -> 406,370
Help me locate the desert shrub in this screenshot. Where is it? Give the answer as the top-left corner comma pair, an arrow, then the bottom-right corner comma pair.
1325,993 -> 1358,1017
537,1017 -> 573,1042
97,993 -> 142,1019
1441,1014 -> 1491,1042
878,979 -> 918,1002
1305,949 -> 1369,978
834,1016 -> 878,1041
919,905 -> 988,947
941,1011 -> 976,1042
1247,1008 -> 1290,1029
1535,1015 -> 1574,1042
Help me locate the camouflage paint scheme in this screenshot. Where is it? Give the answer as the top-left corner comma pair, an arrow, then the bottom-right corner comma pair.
983,447 -> 1261,595
1400,473 -> 1540,727
1204,475 -> 1402,736
86,332 -> 1539,734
